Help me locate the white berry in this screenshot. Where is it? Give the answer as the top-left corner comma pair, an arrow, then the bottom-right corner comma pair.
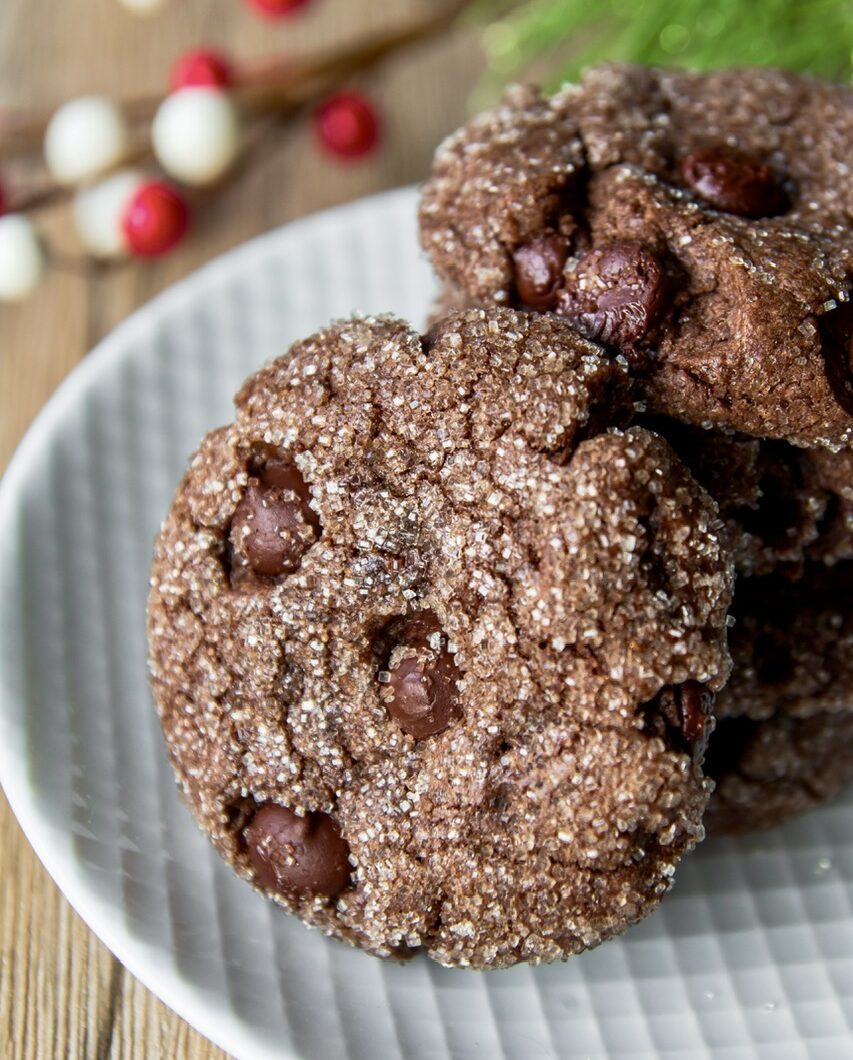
45,96 -> 129,186
73,170 -> 143,258
152,88 -> 240,186
0,215 -> 46,303
117,0 -> 168,14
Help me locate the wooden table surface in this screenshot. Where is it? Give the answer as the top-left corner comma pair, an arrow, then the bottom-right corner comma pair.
0,2 -> 478,1055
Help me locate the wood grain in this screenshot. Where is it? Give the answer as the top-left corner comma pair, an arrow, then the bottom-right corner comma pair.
0,2 -> 479,1055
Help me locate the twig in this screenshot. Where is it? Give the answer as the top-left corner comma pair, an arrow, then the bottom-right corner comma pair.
48,252 -> 99,277
0,0 -> 468,161
9,182 -> 67,213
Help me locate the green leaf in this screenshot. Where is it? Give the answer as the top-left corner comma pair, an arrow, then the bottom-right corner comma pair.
472,0 -> 853,101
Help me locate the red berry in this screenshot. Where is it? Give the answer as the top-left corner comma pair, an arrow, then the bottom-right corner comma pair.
313,92 -> 380,161
170,49 -> 235,92
244,0 -> 310,19
122,181 -> 189,257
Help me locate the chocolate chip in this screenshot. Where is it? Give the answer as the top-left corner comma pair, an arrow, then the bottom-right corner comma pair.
245,804 -> 351,897
680,148 -> 790,218
230,463 -> 321,577
556,241 -> 668,363
384,611 -> 461,739
642,682 -> 714,760
676,682 -> 715,751
513,233 -> 570,310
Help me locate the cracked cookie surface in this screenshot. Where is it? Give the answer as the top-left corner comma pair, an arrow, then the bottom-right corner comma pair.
148,307 -> 733,968
420,64 -> 853,449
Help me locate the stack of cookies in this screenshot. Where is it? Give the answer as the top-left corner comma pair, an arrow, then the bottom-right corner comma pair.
148,64 -> 853,968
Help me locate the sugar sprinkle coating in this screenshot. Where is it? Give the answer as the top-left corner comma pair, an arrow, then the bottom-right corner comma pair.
148,308 -> 733,968
420,64 -> 853,449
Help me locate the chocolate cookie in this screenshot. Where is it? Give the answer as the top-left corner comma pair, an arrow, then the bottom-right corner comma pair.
641,417 -> 853,576
706,563 -> 853,834
705,710 -> 853,836
420,65 -> 853,449
807,447 -> 853,564
148,308 -> 734,968
715,563 -> 853,723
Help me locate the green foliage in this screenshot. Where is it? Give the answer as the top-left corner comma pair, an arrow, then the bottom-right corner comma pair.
473,0 -> 853,98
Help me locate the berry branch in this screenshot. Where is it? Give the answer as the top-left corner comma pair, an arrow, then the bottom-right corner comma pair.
1,4 -> 467,161
0,0 -> 469,302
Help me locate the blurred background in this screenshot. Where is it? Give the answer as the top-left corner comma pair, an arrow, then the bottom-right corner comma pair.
1,0 -> 851,1055
0,3 -> 477,1057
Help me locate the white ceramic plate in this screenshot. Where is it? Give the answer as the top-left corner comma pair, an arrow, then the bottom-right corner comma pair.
2,187 -> 853,1060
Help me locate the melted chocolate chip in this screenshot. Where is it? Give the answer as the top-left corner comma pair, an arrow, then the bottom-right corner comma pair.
677,681 -> 715,750
230,463 -> 321,577
642,682 -> 714,760
513,233 -> 570,311
384,611 -> 461,739
556,242 -> 668,364
680,148 -> 790,218
245,804 -> 351,897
